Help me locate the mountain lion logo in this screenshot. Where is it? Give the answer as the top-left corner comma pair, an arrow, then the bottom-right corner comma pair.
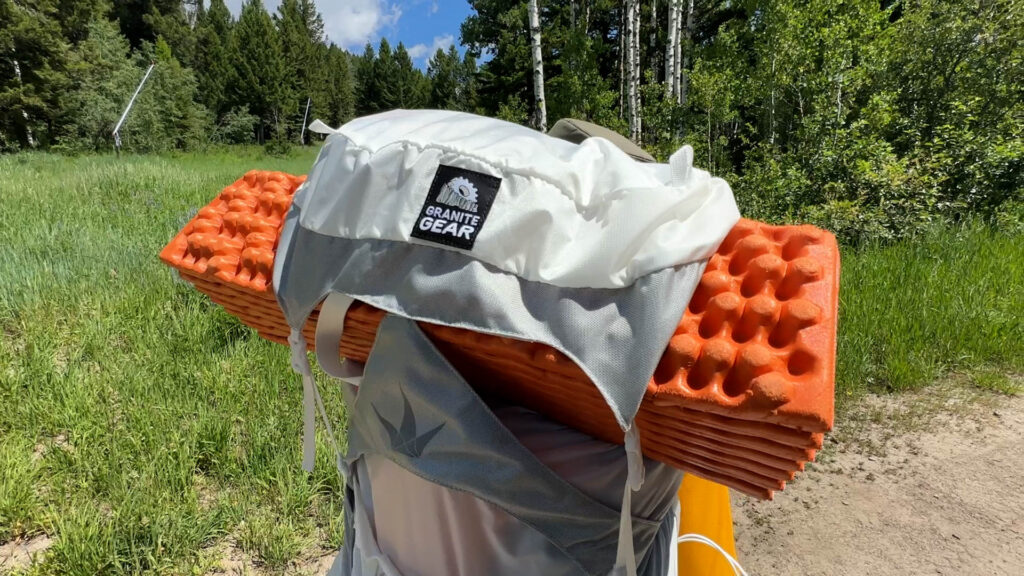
436,176 -> 479,212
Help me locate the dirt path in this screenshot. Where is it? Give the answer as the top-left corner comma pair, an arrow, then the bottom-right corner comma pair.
733,388 -> 1024,575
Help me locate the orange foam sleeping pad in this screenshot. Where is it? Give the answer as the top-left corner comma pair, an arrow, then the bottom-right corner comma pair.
160,171 -> 839,499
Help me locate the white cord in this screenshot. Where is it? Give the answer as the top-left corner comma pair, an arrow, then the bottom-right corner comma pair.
677,533 -> 749,576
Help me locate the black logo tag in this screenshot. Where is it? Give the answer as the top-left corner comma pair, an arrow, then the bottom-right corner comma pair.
410,164 -> 501,251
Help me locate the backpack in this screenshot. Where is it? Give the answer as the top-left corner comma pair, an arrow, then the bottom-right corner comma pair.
275,110 -> 740,575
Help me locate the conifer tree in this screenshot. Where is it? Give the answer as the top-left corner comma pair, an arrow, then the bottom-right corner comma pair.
231,0 -> 288,141
193,0 -> 234,117
374,38 -> 400,110
276,0 -> 329,136
0,0 -> 70,149
354,43 -> 378,115
324,44 -> 354,126
458,51 -> 479,112
393,42 -> 424,108
428,46 -> 459,110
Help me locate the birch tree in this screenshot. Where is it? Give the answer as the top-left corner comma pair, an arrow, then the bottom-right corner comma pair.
625,0 -> 641,141
527,0 -> 547,132
678,0 -> 694,106
665,0 -> 678,98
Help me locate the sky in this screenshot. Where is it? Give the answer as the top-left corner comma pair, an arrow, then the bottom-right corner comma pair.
224,0 -> 475,68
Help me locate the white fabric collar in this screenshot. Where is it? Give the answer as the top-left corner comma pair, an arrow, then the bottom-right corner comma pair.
302,110 -> 738,289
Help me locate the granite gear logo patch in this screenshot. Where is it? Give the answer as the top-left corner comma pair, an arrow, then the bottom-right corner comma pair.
411,164 -> 501,250
437,176 -> 479,212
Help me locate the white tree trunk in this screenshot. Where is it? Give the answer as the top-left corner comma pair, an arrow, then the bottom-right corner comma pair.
12,59 -> 35,147
649,0 -> 658,77
665,0 -> 677,97
618,5 -> 625,118
528,0 -> 547,132
625,0 -> 641,142
672,2 -> 682,99
678,0 -> 694,106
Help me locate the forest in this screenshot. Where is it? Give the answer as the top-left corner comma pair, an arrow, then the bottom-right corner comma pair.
2,0 -> 1021,243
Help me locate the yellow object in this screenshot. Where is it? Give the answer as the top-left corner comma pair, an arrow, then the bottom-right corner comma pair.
677,474 -> 738,575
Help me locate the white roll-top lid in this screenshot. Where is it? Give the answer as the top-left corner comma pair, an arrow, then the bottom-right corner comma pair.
302,109 -> 739,289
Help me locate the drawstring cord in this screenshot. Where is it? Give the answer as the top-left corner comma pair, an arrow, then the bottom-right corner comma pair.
677,533 -> 749,576
288,328 -> 345,476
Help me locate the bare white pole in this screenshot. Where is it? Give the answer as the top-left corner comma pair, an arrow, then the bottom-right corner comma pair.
113,63 -> 156,154
299,97 -> 312,144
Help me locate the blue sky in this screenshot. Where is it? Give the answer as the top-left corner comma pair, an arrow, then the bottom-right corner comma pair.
224,1 -> 474,68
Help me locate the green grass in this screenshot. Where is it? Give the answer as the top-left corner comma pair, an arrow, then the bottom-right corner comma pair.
0,148 -> 347,575
835,221 -> 1023,407
0,150 -> 1021,574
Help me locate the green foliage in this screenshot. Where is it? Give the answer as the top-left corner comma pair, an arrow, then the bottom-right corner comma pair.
231,0 -> 288,141
427,44 -> 479,112
275,0 -> 331,140
211,106 -> 257,145
428,46 -> 460,109
56,20 -> 208,153
626,0 -> 1023,243
0,0 -> 72,150
55,17 -> 137,151
323,44 -> 355,127
496,93 -> 529,124
548,15 -> 620,128
1,0 -> 1019,239
393,42 -> 427,108
462,0 -> 532,115
192,0 -> 234,118
354,43 -> 378,116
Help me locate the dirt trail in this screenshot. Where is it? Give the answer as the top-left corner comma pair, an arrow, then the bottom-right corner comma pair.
733,389 -> 1024,576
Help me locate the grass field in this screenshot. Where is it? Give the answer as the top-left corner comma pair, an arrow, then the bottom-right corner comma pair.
1,150 -> 1022,574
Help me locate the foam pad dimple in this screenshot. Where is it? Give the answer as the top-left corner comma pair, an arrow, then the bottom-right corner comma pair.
161,171 -> 305,292
647,219 -> 839,432
160,171 -> 840,500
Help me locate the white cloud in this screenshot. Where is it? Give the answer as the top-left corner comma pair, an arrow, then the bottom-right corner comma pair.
327,0 -> 402,49
224,0 -> 402,50
407,34 -> 455,64
430,1 -> 439,14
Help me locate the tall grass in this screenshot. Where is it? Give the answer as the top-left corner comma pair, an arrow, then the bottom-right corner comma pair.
836,222 -> 1023,401
0,149 -> 345,575
0,150 -> 1020,573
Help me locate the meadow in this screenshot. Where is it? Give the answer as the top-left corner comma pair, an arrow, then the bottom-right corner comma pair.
1,150 -> 1021,575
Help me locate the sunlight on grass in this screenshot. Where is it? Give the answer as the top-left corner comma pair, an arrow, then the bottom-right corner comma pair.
835,222 -> 1023,405
0,149 -> 347,574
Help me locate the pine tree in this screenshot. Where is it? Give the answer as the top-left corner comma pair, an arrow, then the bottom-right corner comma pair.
193,0 -> 234,117
324,44 -> 354,126
393,42 -> 424,109
276,0 -> 329,137
354,43 -> 378,115
0,0 -> 71,149
461,0 -> 532,118
428,46 -> 459,110
111,1 -> 193,59
231,0 -> 288,141
373,38 -> 400,111
58,17 -> 138,150
52,0 -> 109,45
458,51 -> 479,112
